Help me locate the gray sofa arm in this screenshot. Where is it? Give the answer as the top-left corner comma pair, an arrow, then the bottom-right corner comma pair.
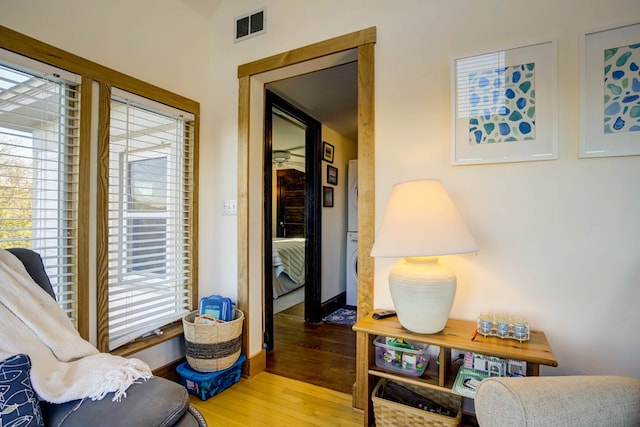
475,375 -> 640,427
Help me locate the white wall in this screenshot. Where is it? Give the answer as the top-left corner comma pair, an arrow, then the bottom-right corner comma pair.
321,126 -> 357,302
3,0 -> 640,378
0,0 -> 218,369
214,0 -> 639,379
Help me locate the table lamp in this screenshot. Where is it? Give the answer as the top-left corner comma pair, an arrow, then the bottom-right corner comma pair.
371,179 -> 478,334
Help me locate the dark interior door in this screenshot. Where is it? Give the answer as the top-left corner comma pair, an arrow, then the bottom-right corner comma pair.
277,169 -> 305,238
263,90 -> 321,351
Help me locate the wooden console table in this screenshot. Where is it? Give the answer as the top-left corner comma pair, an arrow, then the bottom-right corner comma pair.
353,312 -> 558,426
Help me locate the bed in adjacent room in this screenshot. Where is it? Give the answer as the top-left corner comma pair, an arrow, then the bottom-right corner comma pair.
272,237 -> 306,298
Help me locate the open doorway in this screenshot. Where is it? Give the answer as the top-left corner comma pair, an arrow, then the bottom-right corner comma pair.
263,89 -> 357,393
236,27 -> 376,407
263,90 -> 321,351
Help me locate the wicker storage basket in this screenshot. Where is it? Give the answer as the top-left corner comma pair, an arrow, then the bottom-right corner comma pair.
372,379 -> 462,427
183,309 -> 244,372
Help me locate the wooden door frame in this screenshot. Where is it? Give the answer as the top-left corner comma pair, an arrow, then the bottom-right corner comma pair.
237,27 -> 376,409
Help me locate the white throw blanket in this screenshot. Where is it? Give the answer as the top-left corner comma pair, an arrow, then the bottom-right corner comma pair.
0,248 -> 152,403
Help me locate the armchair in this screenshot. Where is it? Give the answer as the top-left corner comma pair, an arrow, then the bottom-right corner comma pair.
474,375 -> 640,426
4,248 -> 207,427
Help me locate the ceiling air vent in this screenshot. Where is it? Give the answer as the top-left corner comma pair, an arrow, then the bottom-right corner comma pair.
235,8 -> 265,42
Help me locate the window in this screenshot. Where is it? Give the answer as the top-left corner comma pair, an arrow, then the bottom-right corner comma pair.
127,156 -> 168,274
1,26 -> 200,353
102,91 -> 195,350
0,55 -> 80,323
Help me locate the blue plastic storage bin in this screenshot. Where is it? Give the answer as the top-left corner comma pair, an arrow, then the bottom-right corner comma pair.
177,354 -> 245,400
198,294 -> 234,321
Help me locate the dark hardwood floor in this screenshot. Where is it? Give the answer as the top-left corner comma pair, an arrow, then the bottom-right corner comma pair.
265,303 -> 356,394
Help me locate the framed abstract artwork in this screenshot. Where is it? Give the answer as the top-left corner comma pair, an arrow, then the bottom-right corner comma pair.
580,22 -> 640,158
451,40 -> 558,165
327,165 -> 338,185
323,186 -> 334,207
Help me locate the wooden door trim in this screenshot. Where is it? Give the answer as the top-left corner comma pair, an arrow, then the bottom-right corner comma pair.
237,29 -> 375,409
237,27 -> 376,78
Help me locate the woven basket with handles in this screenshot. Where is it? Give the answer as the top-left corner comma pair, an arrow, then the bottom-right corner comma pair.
182,309 -> 244,372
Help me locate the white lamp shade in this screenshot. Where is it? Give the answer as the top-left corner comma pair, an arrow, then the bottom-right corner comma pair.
371,180 -> 478,258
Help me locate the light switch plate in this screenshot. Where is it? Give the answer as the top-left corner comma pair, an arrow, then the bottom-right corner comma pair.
222,199 -> 237,215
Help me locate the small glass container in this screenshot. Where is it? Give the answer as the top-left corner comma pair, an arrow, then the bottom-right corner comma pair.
478,312 -> 494,335
511,316 -> 528,339
495,314 -> 510,337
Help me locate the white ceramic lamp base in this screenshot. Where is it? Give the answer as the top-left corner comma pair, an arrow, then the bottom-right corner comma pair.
388,256 -> 456,334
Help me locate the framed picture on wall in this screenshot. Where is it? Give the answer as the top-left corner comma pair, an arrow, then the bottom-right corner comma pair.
327,165 -> 338,185
323,141 -> 334,163
451,39 -> 558,165
323,186 -> 334,207
580,22 -> 640,158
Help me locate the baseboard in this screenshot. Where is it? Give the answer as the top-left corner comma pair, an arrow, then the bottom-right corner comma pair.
153,357 -> 185,383
321,292 -> 346,318
246,349 -> 266,377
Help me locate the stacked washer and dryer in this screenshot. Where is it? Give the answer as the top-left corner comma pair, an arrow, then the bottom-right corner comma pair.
346,159 -> 358,307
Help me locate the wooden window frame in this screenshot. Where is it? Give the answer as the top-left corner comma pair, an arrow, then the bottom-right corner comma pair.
0,25 -> 200,352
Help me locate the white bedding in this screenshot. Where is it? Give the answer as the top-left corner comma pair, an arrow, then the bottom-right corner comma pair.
272,237 -> 305,298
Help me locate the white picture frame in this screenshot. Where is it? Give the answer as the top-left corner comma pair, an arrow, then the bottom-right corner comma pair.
580,22 -> 640,158
451,39 -> 558,165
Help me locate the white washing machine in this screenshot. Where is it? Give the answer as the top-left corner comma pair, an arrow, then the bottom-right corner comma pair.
346,231 -> 358,307
347,159 -> 358,232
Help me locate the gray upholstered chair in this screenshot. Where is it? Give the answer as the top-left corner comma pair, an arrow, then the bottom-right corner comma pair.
6,248 -> 207,427
474,375 -> 640,426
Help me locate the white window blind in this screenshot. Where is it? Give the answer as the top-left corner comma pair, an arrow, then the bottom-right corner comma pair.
0,59 -> 80,323
107,92 -> 194,350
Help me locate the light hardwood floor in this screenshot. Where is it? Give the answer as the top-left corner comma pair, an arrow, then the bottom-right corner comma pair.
189,371 -> 363,426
